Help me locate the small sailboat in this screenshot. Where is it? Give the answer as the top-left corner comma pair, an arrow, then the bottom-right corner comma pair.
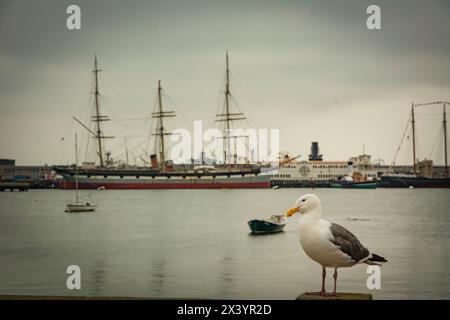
248,215 -> 286,234
65,133 -> 97,213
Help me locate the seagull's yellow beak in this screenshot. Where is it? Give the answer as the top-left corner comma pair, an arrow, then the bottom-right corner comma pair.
285,206 -> 300,217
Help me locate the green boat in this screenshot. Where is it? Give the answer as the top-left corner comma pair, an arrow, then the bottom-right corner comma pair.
248,215 -> 287,234
330,181 -> 377,189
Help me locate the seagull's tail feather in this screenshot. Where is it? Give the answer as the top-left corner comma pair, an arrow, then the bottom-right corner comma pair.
364,253 -> 387,266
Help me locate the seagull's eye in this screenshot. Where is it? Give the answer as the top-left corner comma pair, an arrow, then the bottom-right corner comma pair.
302,199 -> 306,202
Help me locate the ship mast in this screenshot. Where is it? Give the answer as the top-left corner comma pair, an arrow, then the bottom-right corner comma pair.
125,137 -> 129,166
152,80 -> 175,169
411,100 -> 448,177
444,102 -> 448,178
92,56 -> 112,167
225,52 -> 231,163
216,51 -> 246,164
75,132 -> 79,202
411,102 -> 417,174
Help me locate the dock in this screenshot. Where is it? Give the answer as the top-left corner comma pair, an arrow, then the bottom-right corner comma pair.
0,182 -> 30,192
0,295 -> 198,300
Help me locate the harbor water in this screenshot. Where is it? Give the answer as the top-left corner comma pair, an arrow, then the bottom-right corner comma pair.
0,189 -> 449,299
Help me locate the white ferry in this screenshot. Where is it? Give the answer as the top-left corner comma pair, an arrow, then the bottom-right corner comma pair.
271,142 -> 379,187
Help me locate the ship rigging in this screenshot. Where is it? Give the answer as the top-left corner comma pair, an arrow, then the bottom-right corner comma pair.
392,101 -> 449,178
380,101 -> 450,188
216,51 -> 247,165
53,55 -> 271,189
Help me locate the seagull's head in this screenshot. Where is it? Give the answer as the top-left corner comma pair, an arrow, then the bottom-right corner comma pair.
285,194 -> 321,218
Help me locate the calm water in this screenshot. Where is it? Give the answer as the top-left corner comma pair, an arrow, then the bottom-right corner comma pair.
0,188 -> 450,299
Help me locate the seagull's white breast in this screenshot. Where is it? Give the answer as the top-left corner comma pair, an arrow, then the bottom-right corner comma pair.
299,218 -> 355,268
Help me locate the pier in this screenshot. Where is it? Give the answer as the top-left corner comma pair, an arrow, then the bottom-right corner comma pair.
0,182 -> 30,192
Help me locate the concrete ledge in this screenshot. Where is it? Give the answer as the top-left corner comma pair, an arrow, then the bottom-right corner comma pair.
0,295 -> 194,300
1,293 -> 373,301
296,292 -> 373,300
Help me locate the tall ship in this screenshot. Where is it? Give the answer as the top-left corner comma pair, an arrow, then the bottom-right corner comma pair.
379,101 -> 450,188
54,54 -> 270,189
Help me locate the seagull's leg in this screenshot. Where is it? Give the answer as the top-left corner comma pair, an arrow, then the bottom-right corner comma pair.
318,268 -> 338,297
306,266 -> 327,295
332,268 -> 338,296
321,266 -> 326,294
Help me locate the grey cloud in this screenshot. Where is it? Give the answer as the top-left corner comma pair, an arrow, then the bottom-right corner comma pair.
0,0 -> 449,164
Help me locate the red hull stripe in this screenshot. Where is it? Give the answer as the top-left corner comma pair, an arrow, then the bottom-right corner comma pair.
57,181 -> 270,189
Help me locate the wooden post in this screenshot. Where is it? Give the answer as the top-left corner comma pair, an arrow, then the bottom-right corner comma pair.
296,292 -> 373,300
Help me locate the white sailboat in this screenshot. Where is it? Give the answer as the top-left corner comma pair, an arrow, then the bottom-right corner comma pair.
65,133 -> 97,213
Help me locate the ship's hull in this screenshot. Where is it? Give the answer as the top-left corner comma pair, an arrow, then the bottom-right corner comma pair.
270,180 -> 332,188
379,176 -> 450,188
65,203 -> 97,212
56,174 -> 270,189
330,182 -> 377,189
248,219 -> 286,234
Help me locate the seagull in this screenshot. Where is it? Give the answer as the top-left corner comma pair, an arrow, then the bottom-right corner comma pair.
285,194 -> 387,297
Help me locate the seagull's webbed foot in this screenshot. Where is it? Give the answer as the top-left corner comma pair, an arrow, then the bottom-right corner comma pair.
305,266 -> 338,297
321,292 -> 338,297
305,291 -> 338,297
305,291 -> 325,296
306,291 -> 325,296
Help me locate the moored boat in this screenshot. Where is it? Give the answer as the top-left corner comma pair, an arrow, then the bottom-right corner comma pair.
56,170 -> 270,189
330,181 -> 377,189
270,144 -> 380,188
248,215 -> 287,234
65,133 -> 97,213
378,175 -> 450,188
65,200 -> 97,213
55,54 -> 271,190
381,101 -> 450,188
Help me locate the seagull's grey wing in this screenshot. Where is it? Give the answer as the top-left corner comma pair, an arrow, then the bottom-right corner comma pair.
329,223 -> 369,262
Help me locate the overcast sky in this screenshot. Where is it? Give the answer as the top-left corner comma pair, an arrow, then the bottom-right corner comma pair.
1,0 -> 449,165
